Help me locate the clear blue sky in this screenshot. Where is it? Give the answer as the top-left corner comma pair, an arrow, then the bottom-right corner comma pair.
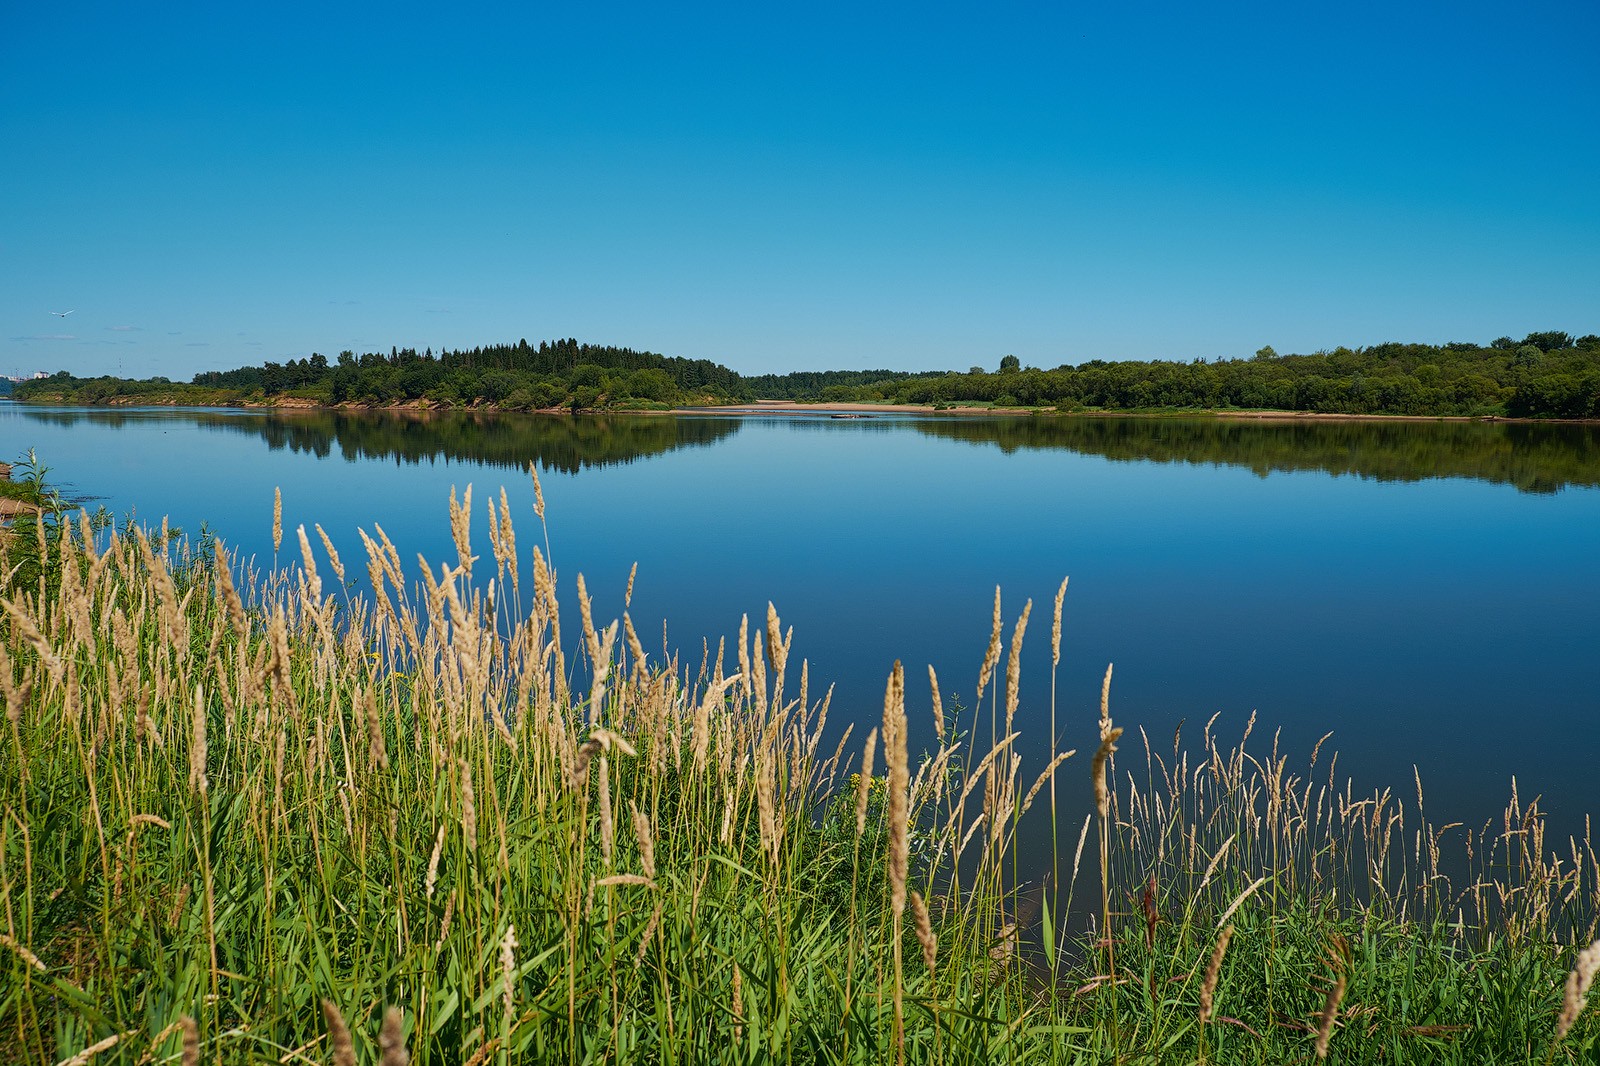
4,0 -> 1596,380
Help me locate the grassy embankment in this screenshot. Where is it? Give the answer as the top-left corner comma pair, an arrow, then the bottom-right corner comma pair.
2,465 -> 1599,1064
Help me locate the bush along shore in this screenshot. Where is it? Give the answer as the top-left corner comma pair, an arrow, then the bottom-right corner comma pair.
2,468 -> 1599,1064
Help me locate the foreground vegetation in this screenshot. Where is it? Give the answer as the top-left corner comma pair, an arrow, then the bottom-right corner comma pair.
3,469 -> 1600,1063
15,329 -> 1600,419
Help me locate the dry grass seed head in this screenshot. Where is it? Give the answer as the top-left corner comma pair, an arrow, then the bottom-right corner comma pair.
425,823 -> 446,897
911,890 -> 937,976
188,685 -> 208,796
379,1006 -> 410,1066
1557,939 -> 1600,1040
856,727 -> 879,836
497,488 -> 518,590
765,601 -> 787,681
576,573 -> 602,675
213,541 -> 248,639
570,737 -> 602,789
0,644 -> 31,728
296,525 -> 321,604
978,586 -> 1002,700
500,924 -> 519,1026
0,932 -> 46,971
314,523 -> 345,584
598,753 -> 614,865
0,597 -> 63,682
528,461 -> 546,520
1099,662 -> 1114,739
1004,600 -> 1031,731
1092,727 -> 1123,819
1314,973 -> 1346,1059
624,611 -> 647,681
449,484 -> 474,575
1199,924 -> 1234,1025
885,661 -> 910,919
1051,575 -> 1068,667
636,901 -> 664,965
180,1016 -> 200,1066
1020,749 -> 1076,816
322,999 -> 357,1066
56,1032 -> 126,1066
757,747 -> 779,872
364,686 -> 388,770
460,757 -> 477,848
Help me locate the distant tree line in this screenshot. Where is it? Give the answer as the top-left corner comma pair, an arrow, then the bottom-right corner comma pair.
740,368 -> 952,401
866,332 -> 1598,418
15,330 -> 1600,418
186,338 -> 745,410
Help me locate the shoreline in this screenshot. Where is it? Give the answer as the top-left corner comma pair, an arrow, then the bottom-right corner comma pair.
10,395 -> 1597,425
682,402 -> 1593,425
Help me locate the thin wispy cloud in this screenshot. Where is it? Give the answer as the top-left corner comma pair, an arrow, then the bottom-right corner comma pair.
184,341 -> 211,347
107,325 -> 142,332
14,334 -> 77,341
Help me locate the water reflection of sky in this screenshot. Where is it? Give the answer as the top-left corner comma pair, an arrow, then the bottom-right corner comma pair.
6,405 -> 1598,854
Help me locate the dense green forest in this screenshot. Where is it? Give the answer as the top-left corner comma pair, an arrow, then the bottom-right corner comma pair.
15,329 -> 1600,418
740,367 -> 953,400
15,339 -> 742,411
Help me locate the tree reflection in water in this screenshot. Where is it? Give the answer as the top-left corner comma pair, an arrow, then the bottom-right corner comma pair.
915,415 -> 1600,495
28,408 -> 743,475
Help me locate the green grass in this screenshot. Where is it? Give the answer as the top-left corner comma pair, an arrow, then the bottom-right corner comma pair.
1,467 -> 1598,1064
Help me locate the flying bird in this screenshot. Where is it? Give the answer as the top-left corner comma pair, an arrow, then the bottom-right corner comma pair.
51,310 -> 75,317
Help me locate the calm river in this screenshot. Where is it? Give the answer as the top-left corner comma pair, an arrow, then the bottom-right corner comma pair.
5,404 -> 1598,851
